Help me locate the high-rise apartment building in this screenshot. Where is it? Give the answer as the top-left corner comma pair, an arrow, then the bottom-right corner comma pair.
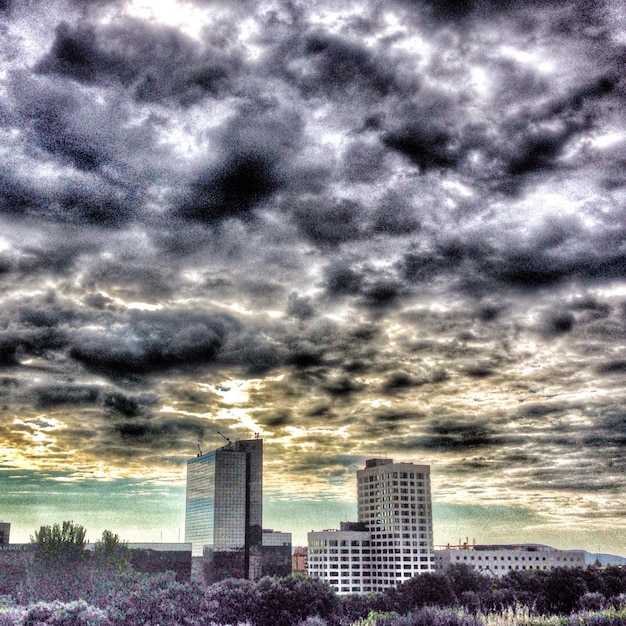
308,458 -> 435,593
185,438 -> 262,579
357,458 -> 435,588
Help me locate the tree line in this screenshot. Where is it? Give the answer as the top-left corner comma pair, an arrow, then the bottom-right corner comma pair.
0,521 -> 624,626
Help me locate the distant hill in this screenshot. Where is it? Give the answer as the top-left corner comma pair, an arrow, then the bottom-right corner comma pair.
583,551 -> 626,566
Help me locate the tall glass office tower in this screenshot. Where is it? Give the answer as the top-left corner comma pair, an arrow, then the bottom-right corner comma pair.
185,438 -> 262,578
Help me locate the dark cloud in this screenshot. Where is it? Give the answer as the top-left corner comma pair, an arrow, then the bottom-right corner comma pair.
37,20 -> 243,106
260,410 -> 292,428
102,390 -> 159,417
596,360 -> 626,376
342,140 -> 387,183
0,0 -> 625,551
218,330 -> 283,376
175,106 -> 303,223
323,374 -> 363,397
324,262 -> 363,297
70,310 -> 240,376
382,94 -> 465,170
286,292 -> 315,320
34,385 -> 101,408
382,371 -> 416,393
9,73 -> 112,171
112,416 -> 207,447
292,197 -> 364,246
371,191 -> 421,236
290,32 -> 398,99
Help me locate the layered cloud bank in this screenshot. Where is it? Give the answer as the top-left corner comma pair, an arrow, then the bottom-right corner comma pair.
0,0 -> 624,551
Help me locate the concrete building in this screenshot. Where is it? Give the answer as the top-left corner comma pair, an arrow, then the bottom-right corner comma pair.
357,458 -> 435,590
435,544 -> 586,577
0,523 -> 9,545
260,529 -> 292,578
185,438 -> 263,579
308,529 -> 373,594
308,458 -> 435,593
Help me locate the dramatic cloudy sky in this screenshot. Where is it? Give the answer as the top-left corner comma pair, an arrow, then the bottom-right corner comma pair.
0,0 -> 625,554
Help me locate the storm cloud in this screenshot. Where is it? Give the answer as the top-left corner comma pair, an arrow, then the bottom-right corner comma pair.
0,0 -> 624,552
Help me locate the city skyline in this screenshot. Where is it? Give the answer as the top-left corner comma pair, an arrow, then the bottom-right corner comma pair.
0,0 -> 625,558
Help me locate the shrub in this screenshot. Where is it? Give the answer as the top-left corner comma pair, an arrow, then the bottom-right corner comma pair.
206,578 -> 258,626
298,617 -> 329,626
578,593 -> 607,612
22,600 -> 107,626
368,607 -> 483,626
254,575 -> 340,626
105,572 -> 211,626
393,573 -> 457,614
342,593 -> 393,624
0,606 -> 25,626
565,606 -> 626,626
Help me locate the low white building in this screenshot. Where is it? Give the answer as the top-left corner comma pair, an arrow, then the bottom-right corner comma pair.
435,544 -> 585,577
307,529 -> 373,594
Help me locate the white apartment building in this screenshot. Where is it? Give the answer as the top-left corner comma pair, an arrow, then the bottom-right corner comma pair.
308,458 -> 435,594
307,529 -> 373,594
435,544 -> 586,577
357,458 -> 435,590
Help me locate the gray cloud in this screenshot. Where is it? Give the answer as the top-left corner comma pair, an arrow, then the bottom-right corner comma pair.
0,0 -> 625,552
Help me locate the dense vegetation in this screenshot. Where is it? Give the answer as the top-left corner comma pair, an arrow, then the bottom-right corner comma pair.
0,523 -> 624,625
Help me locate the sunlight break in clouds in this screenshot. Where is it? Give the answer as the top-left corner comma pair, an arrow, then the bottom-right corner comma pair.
0,0 -> 623,553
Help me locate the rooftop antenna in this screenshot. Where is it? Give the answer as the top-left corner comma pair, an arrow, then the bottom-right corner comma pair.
217,431 -> 232,445
197,444 -> 203,457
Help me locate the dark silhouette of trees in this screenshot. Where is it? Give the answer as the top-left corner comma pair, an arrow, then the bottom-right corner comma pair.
255,575 -> 340,626
391,572 -> 457,613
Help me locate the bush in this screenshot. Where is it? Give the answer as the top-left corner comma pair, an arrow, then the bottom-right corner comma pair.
206,578 -> 258,626
565,606 -> 626,626
297,617 -> 329,626
0,606 -> 25,626
341,593 -> 393,624
22,600 -> 107,626
105,572 -> 211,626
578,593 -> 607,612
371,607 -> 482,626
254,576 -> 340,626
392,573 -> 457,614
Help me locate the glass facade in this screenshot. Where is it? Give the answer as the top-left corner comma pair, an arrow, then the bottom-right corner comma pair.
214,449 -> 247,551
185,452 -> 216,556
184,438 -> 263,576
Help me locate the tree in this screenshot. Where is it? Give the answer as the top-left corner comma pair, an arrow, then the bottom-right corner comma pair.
23,521 -> 89,603
255,575 -> 340,626
31,521 -> 86,563
445,564 -> 491,598
536,567 -> 588,615
393,572 -> 457,613
206,577 -> 258,626
106,572 -> 210,626
94,530 -> 128,571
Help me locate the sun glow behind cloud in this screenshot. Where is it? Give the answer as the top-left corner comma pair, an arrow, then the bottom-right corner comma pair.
124,0 -> 208,39
0,0 -> 624,555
